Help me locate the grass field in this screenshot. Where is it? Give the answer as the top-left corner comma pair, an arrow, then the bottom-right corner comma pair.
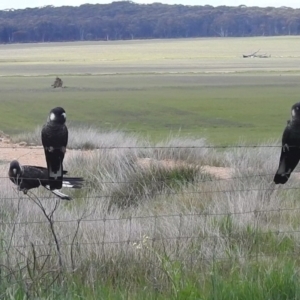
2,73 -> 300,144
0,36 -> 300,144
2,37 -> 300,299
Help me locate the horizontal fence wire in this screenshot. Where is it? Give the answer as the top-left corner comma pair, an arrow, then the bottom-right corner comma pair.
1,173 -> 278,185
0,207 -> 293,226
0,185 -> 298,202
1,173 -> 275,182
0,144 -> 288,149
10,230 -> 300,249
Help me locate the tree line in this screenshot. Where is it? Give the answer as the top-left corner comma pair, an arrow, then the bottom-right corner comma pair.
0,1 -> 299,43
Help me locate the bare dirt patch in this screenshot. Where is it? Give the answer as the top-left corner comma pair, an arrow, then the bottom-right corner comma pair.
0,141 -> 81,175
0,142 -> 45,166
137,158 -> 234,179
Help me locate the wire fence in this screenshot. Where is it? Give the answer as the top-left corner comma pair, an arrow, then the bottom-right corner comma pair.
0,143 -> 298,267
0,191 -> 297,248
2,206 -> 298,272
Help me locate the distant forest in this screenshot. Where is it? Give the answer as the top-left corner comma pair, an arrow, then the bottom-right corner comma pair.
0,1 -> 300,43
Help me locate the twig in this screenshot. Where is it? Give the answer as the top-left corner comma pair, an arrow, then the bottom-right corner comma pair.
70,208 -> 91,271
27,192 -> 63,270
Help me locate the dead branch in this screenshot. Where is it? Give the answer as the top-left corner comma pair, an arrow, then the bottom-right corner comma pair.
242,49 -> 270,58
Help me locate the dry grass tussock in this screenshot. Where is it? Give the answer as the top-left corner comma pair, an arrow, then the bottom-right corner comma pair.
12,126 -> 146,150
2,129 -> 299,291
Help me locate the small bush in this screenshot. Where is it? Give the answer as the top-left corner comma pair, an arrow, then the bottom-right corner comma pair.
109,165 -> 205,209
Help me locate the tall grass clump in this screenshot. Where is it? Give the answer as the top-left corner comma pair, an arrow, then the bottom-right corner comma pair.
4,129 -> 300,298
11,125 -> 43,145
147,135 -> 225,167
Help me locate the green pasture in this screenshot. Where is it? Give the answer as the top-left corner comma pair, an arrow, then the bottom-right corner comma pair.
0,74 -> 299,144
0,36 -> 299,144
